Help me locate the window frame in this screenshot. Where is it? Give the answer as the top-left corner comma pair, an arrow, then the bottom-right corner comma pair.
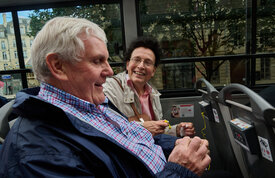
135,0 -> 275,97
0,0 -> 124,90
0,0 -> 274,98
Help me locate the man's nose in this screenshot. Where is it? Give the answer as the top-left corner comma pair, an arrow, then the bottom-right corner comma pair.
103,61 -> 114,76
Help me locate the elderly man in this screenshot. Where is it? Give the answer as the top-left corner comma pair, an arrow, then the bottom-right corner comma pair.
0,17 -> 210,177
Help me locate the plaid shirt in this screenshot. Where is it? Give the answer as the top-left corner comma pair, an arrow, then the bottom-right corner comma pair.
38,82 -> 166,174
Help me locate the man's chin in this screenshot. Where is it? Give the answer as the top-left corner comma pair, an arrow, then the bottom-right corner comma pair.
94,95 -> 106,106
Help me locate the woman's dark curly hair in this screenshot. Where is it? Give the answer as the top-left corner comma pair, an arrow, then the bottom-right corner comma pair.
124,36 -> 161,67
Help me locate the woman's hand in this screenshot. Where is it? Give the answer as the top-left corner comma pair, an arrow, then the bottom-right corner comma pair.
142,120 -> 169,136
176,122 -> 195,137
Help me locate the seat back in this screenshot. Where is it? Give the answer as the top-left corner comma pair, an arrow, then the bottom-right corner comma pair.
195,78 -> 244,178
219,84 -> 275,178
0,100 -> 15,143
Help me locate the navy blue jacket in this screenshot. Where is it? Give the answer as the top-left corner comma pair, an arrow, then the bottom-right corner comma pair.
0,95 -> 8,108
0,88 -> 198,178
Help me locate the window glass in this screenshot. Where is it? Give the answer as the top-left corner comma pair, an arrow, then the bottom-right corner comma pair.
112,66 -> 125,75
27,72 -> 39,88
12,39 -> 16,47
0,12 -> 20,71
20,27 -> 25,35
257,0 -> 275,53
18,3 -> 123,88
256,57 -> 275,84
1,41 -> 6,49
139,0 -> 246,58
152,63 -> 194,90
151,59 -> 245,90
139,0 -> 247,89
22,40 -> 26,47
14,51 -> 18,58
0,74 -> 22,99
23,50 -> 27,58
0,31 -> 4,37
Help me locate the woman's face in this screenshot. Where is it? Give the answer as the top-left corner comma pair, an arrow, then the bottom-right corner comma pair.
126,47 -> 156,89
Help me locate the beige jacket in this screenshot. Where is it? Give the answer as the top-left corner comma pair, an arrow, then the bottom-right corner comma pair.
103,71 -> 177,136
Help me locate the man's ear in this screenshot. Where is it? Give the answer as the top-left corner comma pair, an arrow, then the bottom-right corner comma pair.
46,53 -> 68,80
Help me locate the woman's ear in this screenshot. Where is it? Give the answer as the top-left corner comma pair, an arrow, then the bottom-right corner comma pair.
151,66 -> 156,77
126,60 -> 130,71
46,53 -> 68,80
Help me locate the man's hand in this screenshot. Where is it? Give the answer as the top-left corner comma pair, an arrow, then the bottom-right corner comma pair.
176,122 -> 195,137
143,120 -> 169,136
168,137 -> 211,176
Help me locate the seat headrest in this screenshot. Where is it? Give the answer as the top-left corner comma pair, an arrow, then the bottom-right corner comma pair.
0,100 -> 15,143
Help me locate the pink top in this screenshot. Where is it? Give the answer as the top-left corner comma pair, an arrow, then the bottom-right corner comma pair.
126,75 -> 155,120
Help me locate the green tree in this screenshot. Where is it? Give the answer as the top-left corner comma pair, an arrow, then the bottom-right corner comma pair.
140,0 -> 246,82
257,0 -> 275,52
28,4 -> 123,61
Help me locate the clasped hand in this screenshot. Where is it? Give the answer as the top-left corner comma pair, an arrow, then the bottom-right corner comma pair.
168,136 -> 211,176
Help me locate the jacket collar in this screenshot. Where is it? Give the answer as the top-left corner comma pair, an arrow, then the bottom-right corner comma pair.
13,88 -> 132,145
116,71 -> 161,104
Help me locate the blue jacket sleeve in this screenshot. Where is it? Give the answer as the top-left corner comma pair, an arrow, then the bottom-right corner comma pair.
153,134 -> 178,159
156,162 -> 199,178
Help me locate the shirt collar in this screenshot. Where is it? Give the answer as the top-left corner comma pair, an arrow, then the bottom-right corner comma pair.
38,82 -> 100,112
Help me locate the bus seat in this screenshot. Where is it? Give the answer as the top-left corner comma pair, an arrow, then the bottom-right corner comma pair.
0,100 -> 15,144
219,83 -> 275,178
195,78 -> 244,178
258,85 -> 275,107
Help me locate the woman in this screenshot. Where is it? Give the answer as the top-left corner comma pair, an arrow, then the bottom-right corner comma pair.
103,37 -> 195,137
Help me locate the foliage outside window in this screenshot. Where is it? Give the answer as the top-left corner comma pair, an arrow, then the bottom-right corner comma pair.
27,4 -> 123,62
22,4 -> 123,87
256,0 -> 275,53
139,0 -> 248,90
0,3 -> 123,98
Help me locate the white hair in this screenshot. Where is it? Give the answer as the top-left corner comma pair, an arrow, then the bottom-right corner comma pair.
30,16 -> 107,82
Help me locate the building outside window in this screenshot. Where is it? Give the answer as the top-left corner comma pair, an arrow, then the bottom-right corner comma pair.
2,52 -> 7,60
0,0 -> 274,98
0,31 -> 4,37
138,0 -> 274,90
1,41 -> 5,50
14,51 -> 18,58
0,13 -> 20,72
17,3 -> 123,89
13,40 -> 16,47
23,50 -> 27,58
0,2 -> 123,97
261,58 -> 270,80
138,0 -> 247,89
10,27 -> 14,34
20,27 -> 25,35
22,40 -> 26,47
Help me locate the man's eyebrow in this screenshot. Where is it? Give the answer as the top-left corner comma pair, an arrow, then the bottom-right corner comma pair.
91,55 -> 107,60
